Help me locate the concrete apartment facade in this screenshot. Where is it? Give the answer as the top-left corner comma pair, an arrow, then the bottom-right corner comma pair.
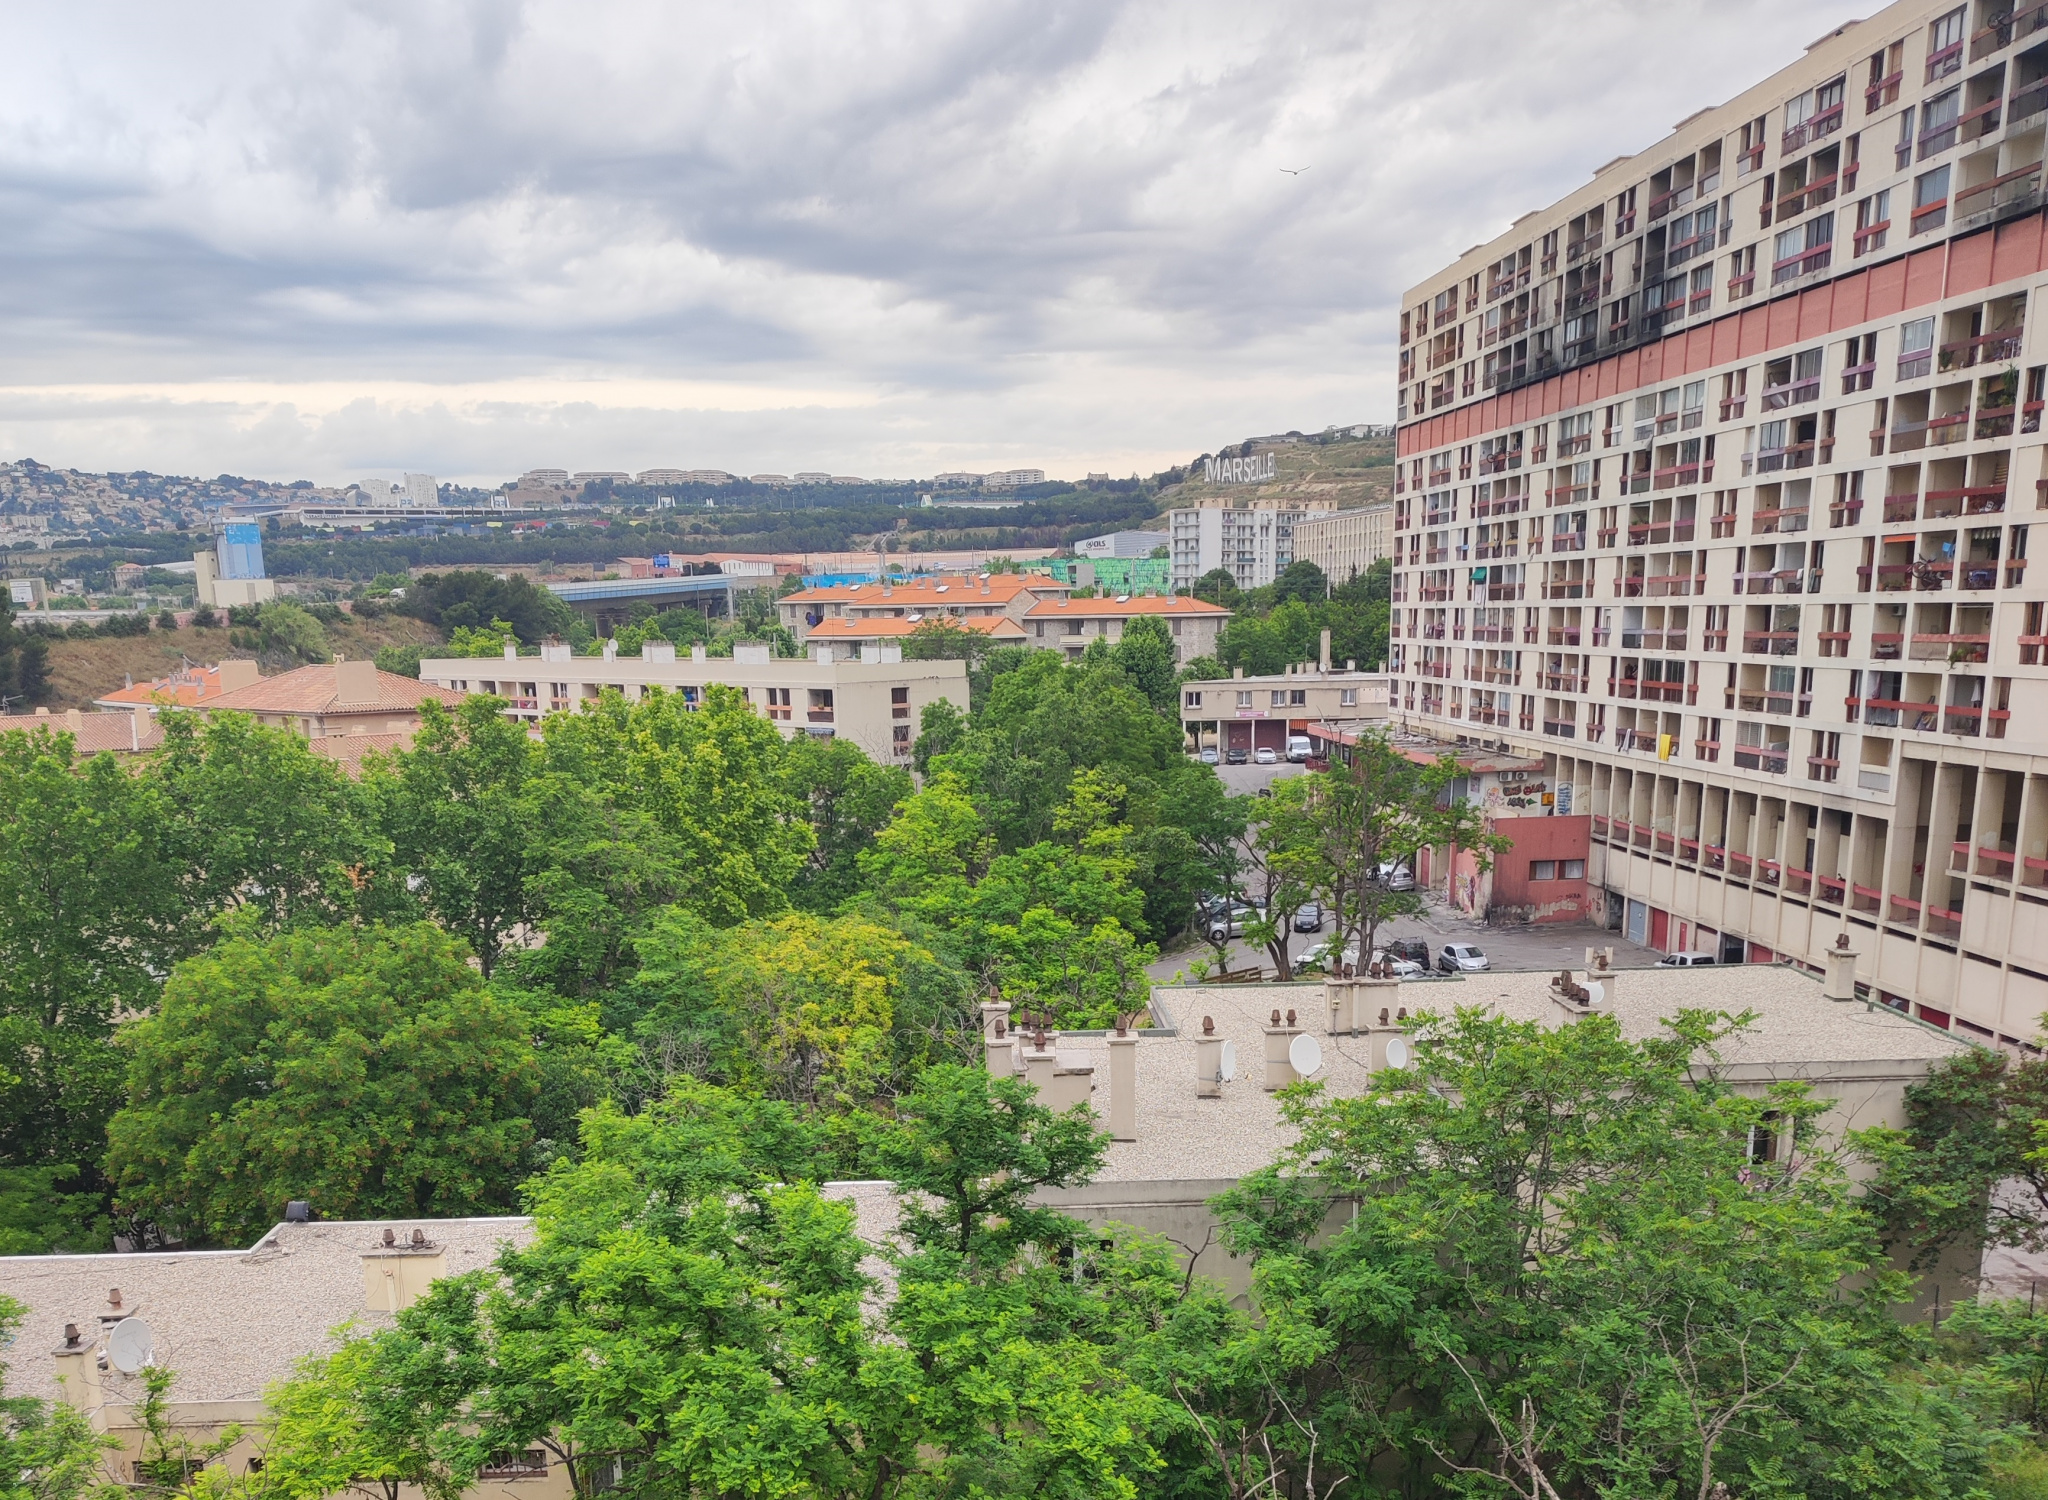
1389,0 -> 2048,1044
1022,594 -> 1230,664
1292,504 -> 1395,584
1168,501 -> 1328,591
419,641 -> 968,765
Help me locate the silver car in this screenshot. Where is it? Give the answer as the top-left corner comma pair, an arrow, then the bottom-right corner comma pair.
1437,942 -> 1490,973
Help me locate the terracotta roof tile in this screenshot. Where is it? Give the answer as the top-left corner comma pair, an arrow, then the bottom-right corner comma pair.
0,712 -> 163,755
205,663 -> 463,716
785,573 -> 1054,605
1023,595 -> 1229,618
804,615 -> 1027,640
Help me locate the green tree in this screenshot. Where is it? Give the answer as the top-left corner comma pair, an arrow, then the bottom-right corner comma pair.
1191,567 -> 1241,608
1108,614 -> 1180,710
1269,559 -> 1328,605
151,711 -> 391,933
254,602 -> 330,664
106,922 -> 542,1246
0,1296 -> 114,1500
779,734 -> 912,912
0,728 -> 182,1244
367,697 -> 538,976
1214,1006 -> 1995,1499
537,686 -> 812,927
372,644 -> 424,678
1295,730 -> 1507,964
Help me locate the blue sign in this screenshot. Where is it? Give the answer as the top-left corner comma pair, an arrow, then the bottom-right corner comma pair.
217,522 -> 266,581
652,553 -> 672,568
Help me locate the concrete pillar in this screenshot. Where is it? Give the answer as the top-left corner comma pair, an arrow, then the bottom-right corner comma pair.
1107,1035 -> 1138,1141
50,1328 -> 100,1413
1022,1041 -> 1058,1097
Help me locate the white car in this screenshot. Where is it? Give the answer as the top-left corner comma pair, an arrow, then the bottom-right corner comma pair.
1254,746 -> 1279,765
1656,951 -> 1718,967
1370,950 -> 1427,978
1437,942 -> 1490,973
1377,861 -> 1417,892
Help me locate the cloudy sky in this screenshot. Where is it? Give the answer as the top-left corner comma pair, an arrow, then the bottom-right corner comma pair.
0,0 -> 1855,487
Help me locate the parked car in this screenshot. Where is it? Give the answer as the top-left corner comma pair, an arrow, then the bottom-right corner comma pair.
1369,951 -> 1427,978
1293,901 -> 1325,933
1285,734 -> 1314,762
1656,951 -> 1718,967
1254,746 -> 1279,765
1225,747 -> 1249,765
1206,901 -> 1263,943
1436,942 -> 1490,973
1377,861 -> 1417,892
1198,747 -> 1220,765
1381,936 -> 1431,967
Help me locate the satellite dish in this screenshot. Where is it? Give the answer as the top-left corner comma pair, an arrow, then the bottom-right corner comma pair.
1586,981 -> 1606,1007
1383,1037 -> 1411,1071
1289,1032 -> 1324,1077
1218,1040 -> 1237,1083
107,1317 -> 154,1374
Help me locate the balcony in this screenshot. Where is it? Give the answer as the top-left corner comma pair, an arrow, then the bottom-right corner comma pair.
1870,631 -> 1904,659
1939,327 -> 2026,370
1883,493 -> 1921,523
1922,484 -> 2007,517
1731,745 -> 1790,774
1751,503 -> 1810,532
1781,102 -> 1844,154
1742,630 -> 1800,655
1761,376 -> 1821,410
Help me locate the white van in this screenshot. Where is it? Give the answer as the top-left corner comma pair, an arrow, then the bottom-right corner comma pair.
1285,735 -> 1314,762
1656,951 -> 1718,968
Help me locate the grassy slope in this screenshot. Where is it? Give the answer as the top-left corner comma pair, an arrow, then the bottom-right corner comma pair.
1152,434 -> 1396,518
41,614 -> 443,709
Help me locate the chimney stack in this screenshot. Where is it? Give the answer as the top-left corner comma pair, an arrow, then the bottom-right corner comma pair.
1106,1014 -> 1139,1141
1319,627 -> 1332,674
1824,932 -> 1860,1001
334,657 -> 379,707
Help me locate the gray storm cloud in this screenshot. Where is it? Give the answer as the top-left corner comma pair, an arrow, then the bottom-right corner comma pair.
0,0 -> 1856,483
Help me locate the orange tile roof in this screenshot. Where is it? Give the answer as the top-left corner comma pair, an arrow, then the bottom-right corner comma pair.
0,711 -> 164,755
1023,595 -> 1230,618
804,615 -> 1027,641
785,573 -> 1055,605
205,664 -> 464,716
94,663 -> 246,711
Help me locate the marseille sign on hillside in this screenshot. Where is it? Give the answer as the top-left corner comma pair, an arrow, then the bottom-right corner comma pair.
1204,454 -> 1277,484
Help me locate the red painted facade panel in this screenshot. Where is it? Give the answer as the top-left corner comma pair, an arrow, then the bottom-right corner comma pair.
1866,255 -> 1909,317
1904,246 -> 1946,306
1393,216 -> 2046,455
1485,815 -> 1592,926
1947,230 -> 1994,296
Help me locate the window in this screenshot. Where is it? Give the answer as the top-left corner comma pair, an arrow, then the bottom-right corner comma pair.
1728,244 -> 1757,299
1853,187 -> 1890,255
1290,689 -> 1307,705
1926,7 -> 1964,83
1894,104 -> 1916,170
1899,316 -> 1935,377
1772,212 -> 1833,284
1867,40 -> 1903,112
1236,690 -> 1252,708
1562,858 -> 1586,879
1531,859 -> 1557,881
892,724 -> 911,750
1270,690 -> 1287,707
1920,88 -> 1961,157
1340,687 -> 1358,706
1183,691 -> 1203,707
1912,165 -> 1951,234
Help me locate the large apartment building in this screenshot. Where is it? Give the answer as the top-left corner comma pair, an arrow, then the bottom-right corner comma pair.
1169,501 -> 1327,591
1391,0 -> 2048,1046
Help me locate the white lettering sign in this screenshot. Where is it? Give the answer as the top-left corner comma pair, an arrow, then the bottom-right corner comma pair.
1203,453 -> 1278,484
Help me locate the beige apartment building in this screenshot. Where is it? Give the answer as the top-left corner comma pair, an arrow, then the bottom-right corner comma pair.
1389,0 -> 2048,1044
1179,665 -> 1390,757
1292,504 -> 1395,584
418,640 -> 967,765
1168,501 -> 1328,591
1022,594 -> 1230,664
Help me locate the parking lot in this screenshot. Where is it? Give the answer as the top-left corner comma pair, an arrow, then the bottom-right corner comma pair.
1150,891 -> 1661,983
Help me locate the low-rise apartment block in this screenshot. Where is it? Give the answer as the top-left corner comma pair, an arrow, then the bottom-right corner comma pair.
419,640 -> 968,764
1023,594 -> 1229,664
1389,0 -> 2048,1042
1179,664 -> 1388,757
779,573 -> 1061,643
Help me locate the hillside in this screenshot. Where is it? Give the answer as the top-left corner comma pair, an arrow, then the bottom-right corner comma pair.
1156,431 -> 1396,516
38,613 -> 442,710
